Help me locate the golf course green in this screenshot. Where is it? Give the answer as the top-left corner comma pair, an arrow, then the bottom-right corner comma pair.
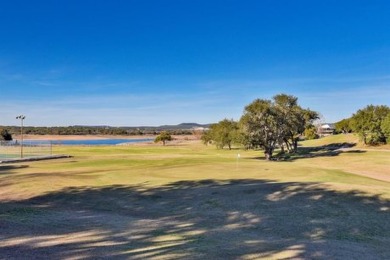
0,134 -> 389,259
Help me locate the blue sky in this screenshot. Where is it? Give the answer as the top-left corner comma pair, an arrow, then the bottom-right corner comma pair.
0,0 -> 389,126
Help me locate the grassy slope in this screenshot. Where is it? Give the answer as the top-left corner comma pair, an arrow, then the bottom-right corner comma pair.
0,136 -> 389,259
2,135 -> 388,199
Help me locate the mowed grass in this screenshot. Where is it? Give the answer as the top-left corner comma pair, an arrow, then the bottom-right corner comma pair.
0,136 -> 389,259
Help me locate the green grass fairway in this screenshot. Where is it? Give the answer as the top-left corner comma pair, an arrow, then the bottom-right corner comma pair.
0,136 -> 389,259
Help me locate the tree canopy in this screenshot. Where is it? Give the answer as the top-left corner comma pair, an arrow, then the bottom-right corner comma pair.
203,119 -> 239,150
240,99 -> 281,160
154,131 -> 173,146
273,94 -> 318,152
240,94 -> 318,160
335,118 -> 353,134
381,113 -> 390,140
0,128 -> 13,141
350,105 -> 390,145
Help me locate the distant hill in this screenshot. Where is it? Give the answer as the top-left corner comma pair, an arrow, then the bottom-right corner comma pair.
120,123 -> 211,131
157,123 -> 211,130
72,123 -> 211,130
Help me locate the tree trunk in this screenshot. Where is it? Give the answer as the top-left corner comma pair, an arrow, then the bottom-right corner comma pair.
284,139 -> 292,153
293,139 -> 298,153
264,148 -> 273,161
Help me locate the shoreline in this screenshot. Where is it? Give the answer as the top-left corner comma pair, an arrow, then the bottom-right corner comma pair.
14,134 -> 154,141
14,134 -> 196,141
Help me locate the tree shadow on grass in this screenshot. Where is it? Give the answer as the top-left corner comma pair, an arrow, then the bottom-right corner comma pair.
0,164 -> 29,173
0,179 -> 389,259
249,142 -> 365,161
283,142 -> 364,161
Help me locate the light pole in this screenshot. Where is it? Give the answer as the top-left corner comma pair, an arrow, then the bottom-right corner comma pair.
16,115 -> 26,158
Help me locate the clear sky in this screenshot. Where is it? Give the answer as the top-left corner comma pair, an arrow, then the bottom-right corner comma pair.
1,0 -> 389,126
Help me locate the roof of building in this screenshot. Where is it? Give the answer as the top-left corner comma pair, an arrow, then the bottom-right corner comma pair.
320,123 -> 335,129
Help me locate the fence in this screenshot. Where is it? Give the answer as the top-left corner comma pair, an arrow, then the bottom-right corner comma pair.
0,140 -> 53,160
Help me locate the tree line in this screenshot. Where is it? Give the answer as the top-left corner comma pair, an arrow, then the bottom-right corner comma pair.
0,125 -> 193,140
202,94 -> 319,160
335,105 -> 390,145
203,94 -> 390,161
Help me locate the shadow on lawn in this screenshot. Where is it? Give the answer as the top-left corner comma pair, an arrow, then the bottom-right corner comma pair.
0,179 -> 389,259
270,142 -> 364,162
248,142 -> 362,161
0,164 -> 29,173
289,142 -> 361,160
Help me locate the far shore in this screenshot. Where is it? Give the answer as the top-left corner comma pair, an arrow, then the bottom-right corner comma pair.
14,134 -> 197,141
15,134 -> 153,141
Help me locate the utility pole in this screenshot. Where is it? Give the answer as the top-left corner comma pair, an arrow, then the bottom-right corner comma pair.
16,115 -> 26,158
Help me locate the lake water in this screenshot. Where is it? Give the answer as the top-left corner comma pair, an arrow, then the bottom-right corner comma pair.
1,138 -> 154,159
21,138 -> 153,146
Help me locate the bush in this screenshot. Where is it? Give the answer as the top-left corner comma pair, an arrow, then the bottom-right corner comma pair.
0,128 -> 13,141
304,126 -> 318,140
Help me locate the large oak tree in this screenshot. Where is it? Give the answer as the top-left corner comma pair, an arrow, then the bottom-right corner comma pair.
240,94 -> 318,160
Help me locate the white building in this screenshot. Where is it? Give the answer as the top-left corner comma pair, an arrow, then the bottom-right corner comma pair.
317,123 -> 336,137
